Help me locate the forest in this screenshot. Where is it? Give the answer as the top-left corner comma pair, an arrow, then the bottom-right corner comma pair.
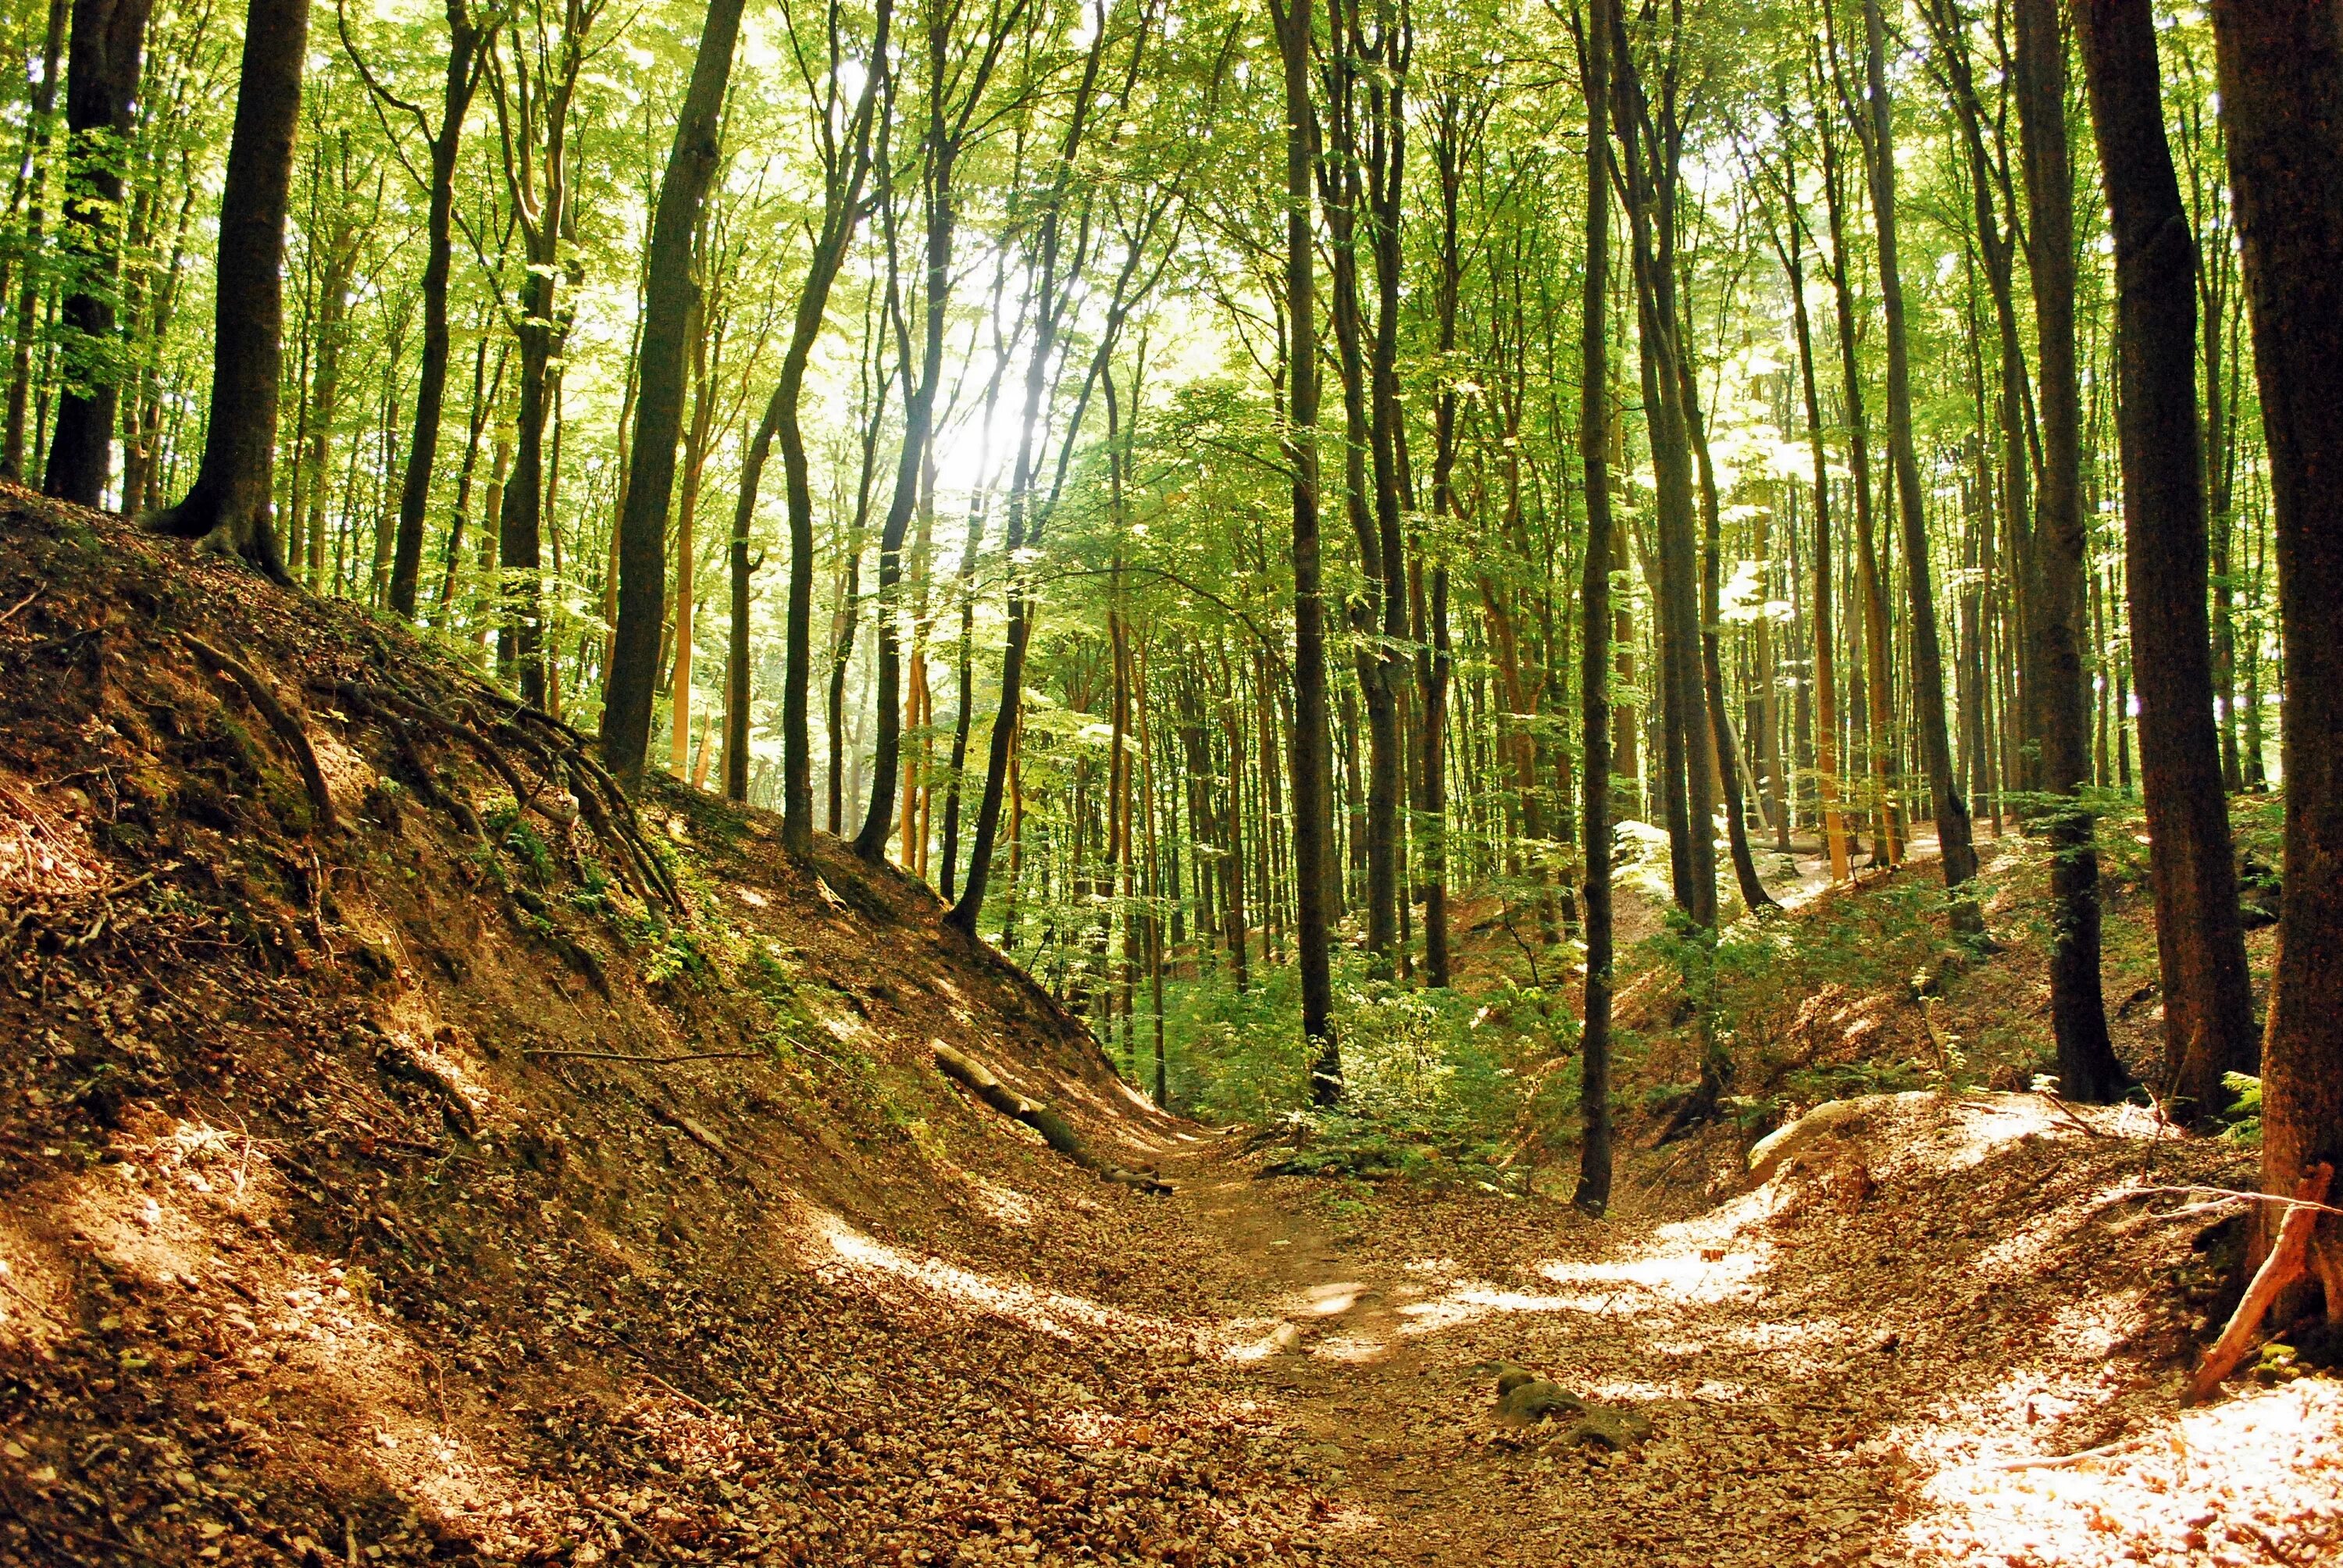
2,0 -> 2343,1552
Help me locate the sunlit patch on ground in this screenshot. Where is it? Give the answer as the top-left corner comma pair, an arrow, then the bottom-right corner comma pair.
1904,1381 -> 2343,1566
1307,1331 -> 1389,1365
800,1204 -> 1125,1339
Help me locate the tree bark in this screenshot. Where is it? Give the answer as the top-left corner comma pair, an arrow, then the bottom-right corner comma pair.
1273,0 -> 1337,1098
148,0 -> 305,581
1575,0 -> 1615,1215
777,1 -> 890,850
599,0 -> 747,784
383,0 -> 490,619
1861,0 -> 1981,933
2208,0 -> 2343,1303
45,0 -> 152,507
2015,0 -> 2128,1101
2076,0 -> 2256,1126
858,24 -> 965,859
3,0 -> 66,482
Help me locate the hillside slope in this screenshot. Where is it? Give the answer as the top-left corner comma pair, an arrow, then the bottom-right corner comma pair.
0,495 -> 1325,1566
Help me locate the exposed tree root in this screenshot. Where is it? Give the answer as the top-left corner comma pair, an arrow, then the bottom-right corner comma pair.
184,633 -> 336,831
2187,1162 -> 2336,1404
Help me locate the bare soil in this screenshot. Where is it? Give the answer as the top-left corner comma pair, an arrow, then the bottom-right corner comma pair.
1,495 -> 2336,1568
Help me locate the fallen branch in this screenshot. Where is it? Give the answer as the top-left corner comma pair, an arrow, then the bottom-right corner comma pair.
2185,1161 -> 2334,1405
185,633 -> 336,831
524,1049 -> 765,1065
933,1039 -> 1091,1166
922,1045 -> 1172,1185
1980,1434 -> 2156,1472
2093,1184 -> 2343,1222
2039,1090 -> 2109,1139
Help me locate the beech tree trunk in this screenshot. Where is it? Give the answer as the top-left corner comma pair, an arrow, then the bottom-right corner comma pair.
1575,0 -> 1614,1215
599,0 -> 747,783
2015,0 -> 2128,1101
1274,0 -> 1337,1098
777,2 -> 890,851
859,20 -> 968,859
148,0 -> 305,581
2209,0 -> 2343,1303
2077,0 -> 2256,1127
383,0 -> 490,620
45,0 -> 152,507
1862,0 -> 1981,933
2,0 -> 65,482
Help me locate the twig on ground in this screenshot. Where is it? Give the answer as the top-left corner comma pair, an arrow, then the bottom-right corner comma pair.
629,1369 -> 722,1419
523,1049 -> 765,1065
0,583 -> 41,627
1980,1434 -> 2157,1471
2094,1184 -> 2343,1221
2040,1091 -> 2108,1139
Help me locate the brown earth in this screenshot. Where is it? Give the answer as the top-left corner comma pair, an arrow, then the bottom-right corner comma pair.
1,496 -> 2337,1568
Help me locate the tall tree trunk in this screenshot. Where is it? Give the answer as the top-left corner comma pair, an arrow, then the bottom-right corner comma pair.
382,0 -> 489,619
148,0 -> 305,580
301,192 -> 358,593
3,0 -> 66,481
45,0 -> 153,506
669,304 -> 717,773
1861,0 -> 1981,932
858,77 -> 960,858
1273,0 -> 1337,1097
778,3 -> 890,850
2209,0 -> 2343,1301
1682,348 -> 1778,914
2067,0 -> 2259,1120
599,0 -> 746,782
1614,38 -> 1716,932
2015,0 -> 2128,1101
1768,166 -> 1853,880
947,2 -> 1117,929
1575,0 -> 1614,1215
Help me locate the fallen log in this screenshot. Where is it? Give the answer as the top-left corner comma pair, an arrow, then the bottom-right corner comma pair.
933,1041 -> 1088,1160
932,1039 -> 1172,1193
2185,1161 -> 2334,1405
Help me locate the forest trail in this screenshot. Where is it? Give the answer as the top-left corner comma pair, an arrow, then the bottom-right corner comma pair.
1147,1103 -> 2343,1568
1169,1145 -> 1523,1565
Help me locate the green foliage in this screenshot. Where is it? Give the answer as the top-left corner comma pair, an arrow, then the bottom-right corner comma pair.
1166,948 -> 1557,1181
2220,1071 -> 2263,1146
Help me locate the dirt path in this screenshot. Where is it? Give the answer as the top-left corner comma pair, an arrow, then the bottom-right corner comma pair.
1136,1096 -> 2343,1568
1171,1155 -> 1524,1563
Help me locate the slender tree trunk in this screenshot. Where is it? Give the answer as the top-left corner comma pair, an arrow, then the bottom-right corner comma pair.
859,101 -> 960,858
599,0 -> 747,781
2209,0 -> 2343,1301
947,5 -> 1115,929
2016,0 -> 2127,1100
148,0 -> 305,580
1682,349 -> 1778,914
1862,0 -> 1981,931
779,5 -> 890,850
669,308 -> 717,773
45,0 -> 153,506
3,0 -> 65,482
1272,0 -> 1336,1096
384,0 -> 487,619
1575,0 -> 1614,1214
1779,194 -> 1852,880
